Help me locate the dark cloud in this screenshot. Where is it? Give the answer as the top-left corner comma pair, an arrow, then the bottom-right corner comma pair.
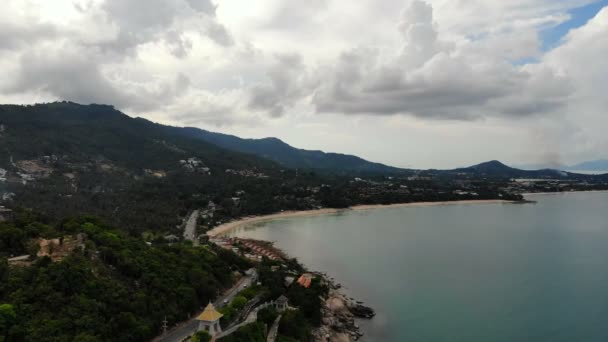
240,0 -> 572,121
175,73 -> 192,95
185,0 -> 217,14
6,48 -> 130,106
306,0 -> 572,120
0,0 -> 591,132
0,21 -> 58,51
248,54 -> 311,117
4,46 -> 193,113
205,21 -> 235,47
164,30 -> 194,59
1,0 -> 235,114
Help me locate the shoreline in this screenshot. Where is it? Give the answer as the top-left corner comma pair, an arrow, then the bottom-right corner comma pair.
523,189 -> 608,196
206,199 -> 511,237
206,190 -> 608,341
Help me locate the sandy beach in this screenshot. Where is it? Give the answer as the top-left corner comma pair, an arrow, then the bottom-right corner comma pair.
206,199 -> 511,237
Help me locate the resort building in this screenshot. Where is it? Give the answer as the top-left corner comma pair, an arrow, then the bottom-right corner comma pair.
196,303 -> 223,337
296,273 -> 314,288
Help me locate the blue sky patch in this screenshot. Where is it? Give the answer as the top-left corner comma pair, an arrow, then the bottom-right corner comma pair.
541,0 -> 608,51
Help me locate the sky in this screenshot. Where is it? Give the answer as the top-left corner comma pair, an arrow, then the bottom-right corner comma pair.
1,0 -> 607,169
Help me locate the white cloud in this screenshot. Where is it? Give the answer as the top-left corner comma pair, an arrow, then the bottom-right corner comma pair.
309,0 -> 572,120
0,0 -> 607,167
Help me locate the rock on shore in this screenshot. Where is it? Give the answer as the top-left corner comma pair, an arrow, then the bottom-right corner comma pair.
312,289 -> 367,342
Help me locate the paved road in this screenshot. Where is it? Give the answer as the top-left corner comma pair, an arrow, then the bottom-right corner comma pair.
153,269 -> 257,342
183,210 -> 199,244
266,315 -> 282,342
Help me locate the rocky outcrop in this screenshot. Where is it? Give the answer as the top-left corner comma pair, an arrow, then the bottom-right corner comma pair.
312,289 -> 366,342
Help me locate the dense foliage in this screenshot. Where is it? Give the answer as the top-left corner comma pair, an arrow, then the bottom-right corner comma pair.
0,217 -> 251,342
257,307 -> 278,327
286,278 -> 328,326
1,102 -> 559,238
191,331 -> 211,342
176,127 -> 403,174
254,258 -> 325,342
278,310 -> 312,341
0,103 -> 332,234
220,322 -> 266,342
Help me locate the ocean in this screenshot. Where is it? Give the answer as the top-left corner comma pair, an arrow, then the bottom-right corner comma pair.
227,192 -> 608,341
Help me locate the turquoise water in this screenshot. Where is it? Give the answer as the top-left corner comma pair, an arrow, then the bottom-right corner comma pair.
228,192 -> 608,342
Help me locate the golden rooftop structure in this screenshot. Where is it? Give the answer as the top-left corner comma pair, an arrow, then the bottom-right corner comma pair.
196,302 -> 223,336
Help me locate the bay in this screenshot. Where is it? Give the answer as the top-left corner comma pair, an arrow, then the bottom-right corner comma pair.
228,192 -> 608,341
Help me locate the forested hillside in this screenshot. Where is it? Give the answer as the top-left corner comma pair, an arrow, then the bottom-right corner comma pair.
1,103 -> 600,239
173,126 -> 404,174
0,212 -> 250,341
0,103 -> 333,234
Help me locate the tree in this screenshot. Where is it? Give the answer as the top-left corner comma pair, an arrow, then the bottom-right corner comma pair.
0,304 -> 16,340
220,322 -> 265,342
257,307 -> 278,327
73,333 -> 103,342
231,296 -> 248,310
192,331 -> 211,342
0,216 -> 253,341
0,259 -> 7,283
278,310 -> 311,342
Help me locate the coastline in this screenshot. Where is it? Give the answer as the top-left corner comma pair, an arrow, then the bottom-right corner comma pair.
207,190 -> 608,342
523,189 -> 608,196
206,199 -> 511,237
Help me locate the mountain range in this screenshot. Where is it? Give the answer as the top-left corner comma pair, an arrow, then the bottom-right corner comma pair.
2,102 -> 605,179
164,125 -> 404,174
0,103 -> 606,342
1,102 -> 607,231
449,160 -> 574,178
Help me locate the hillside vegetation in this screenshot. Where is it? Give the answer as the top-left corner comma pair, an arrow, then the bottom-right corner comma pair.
0,212 -> 250,341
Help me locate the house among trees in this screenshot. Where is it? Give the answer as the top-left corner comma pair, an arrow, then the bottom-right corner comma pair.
296,273 -> 314,288
0,206 -> 13,222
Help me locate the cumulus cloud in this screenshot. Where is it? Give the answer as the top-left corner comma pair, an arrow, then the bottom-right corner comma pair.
1,0 -> 608,166
0,22 -> 58,52
309,0 -> 573,120
0,0 -> 235,113
96,0 -> 232,56
7,47 -> 128,106
248,54 -> 313,117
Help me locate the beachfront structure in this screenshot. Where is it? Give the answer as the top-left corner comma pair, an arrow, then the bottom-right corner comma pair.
297,273 -> 314,288
196,303 -> 223,336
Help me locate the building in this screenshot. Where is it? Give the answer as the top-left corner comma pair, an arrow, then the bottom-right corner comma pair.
296,273 -> 314,288
0,206 -> 13,222
275,295 -> 288,312
196,303 -> 223,337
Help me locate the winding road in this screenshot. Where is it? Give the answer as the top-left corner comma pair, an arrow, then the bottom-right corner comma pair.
183,210 -> 199,244
152,269 -> 257,342
266,315 -> 282,342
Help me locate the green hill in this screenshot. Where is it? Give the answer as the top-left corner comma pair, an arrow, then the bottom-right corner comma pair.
174,126 -> 405,174
0,102 -> 327,234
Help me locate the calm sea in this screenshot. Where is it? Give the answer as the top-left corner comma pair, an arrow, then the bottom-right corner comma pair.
228,192 -> 608,342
